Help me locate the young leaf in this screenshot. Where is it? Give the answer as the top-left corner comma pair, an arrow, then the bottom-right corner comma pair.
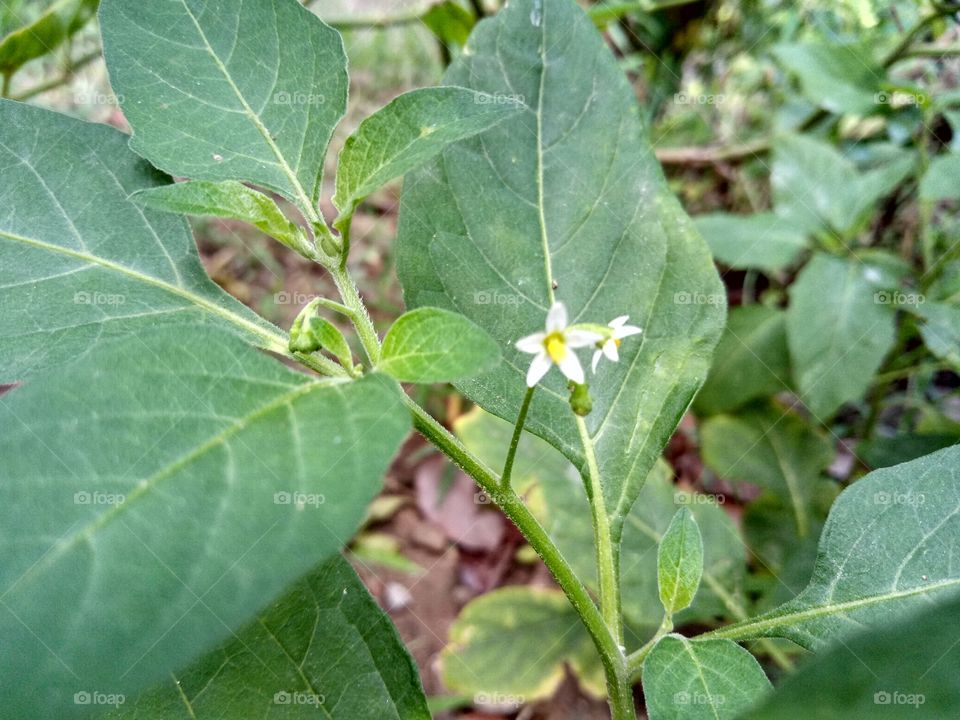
441,586 -> 606,702
701,403 -> 834,537
99,0 -> 347,208
0,0 -> 97,75
0,100 -> 283,384
708,444 -> 960,649
786,253 -> 898,419
133,180 -> 316,259
642,635 -> 771,720
694,305 -> 791,416
694,212 -> 807,273
657,508 -> 704,616
379,307 -> 501,383
333,86 -> 520,219
397,0 -> 725,530
107,555 -> 431,720
0,327 -> 410,718
743,594 -> 960,719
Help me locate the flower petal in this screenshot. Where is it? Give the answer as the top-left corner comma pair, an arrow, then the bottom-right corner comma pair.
515,331 -> 546,354
565,329 -> 604,348
592,349 -> 602,373
558,350 -> 585,385
614,324 -> 643,340
546,301 -> 568,333
603,340 -> 619,362
609,315 -> 630,328
526,352 -> 552,387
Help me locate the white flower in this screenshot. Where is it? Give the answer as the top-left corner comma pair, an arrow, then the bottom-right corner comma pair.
515,302 -> 602,387
592,315 -> 643,373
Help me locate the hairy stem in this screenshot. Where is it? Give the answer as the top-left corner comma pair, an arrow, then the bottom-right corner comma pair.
330,265 -> 381,364
576,415 -> 623,645
501,386 -> 535,489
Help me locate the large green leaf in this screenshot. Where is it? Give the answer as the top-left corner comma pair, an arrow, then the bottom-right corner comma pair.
99,0 -> 347,209
108,555 -> 430,720
397,0 -> 725,529
440,586 -> 605,702
707,445 -> 960,650
642,636 -> 771,720
786,253 -> 898,418
0,327 -> 410,718
0,100 -> 281,384
0,0 -> 97,75
693,213 -> 807,273
333,86 -> 520,219
694,306 -> 791,416
743,594 -> 960,719
701,404 -> 834,538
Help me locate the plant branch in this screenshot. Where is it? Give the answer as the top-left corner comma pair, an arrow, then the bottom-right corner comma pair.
576,415 -> 624,646
501,386 -> 535,489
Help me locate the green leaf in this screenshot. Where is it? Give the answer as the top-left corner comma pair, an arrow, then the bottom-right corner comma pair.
771,40 -> 881,116
693,213 -> 807,273
291,316 -> 355,369
657,508 -> 704,616
710,444 -> 960,649
440,586 -> 606,702
694,305 -> 791,416
397,0 -> 725,530
0,0 -> 97,75
772,135 -> 912,235
701,403 -> 833,538
911,302 -> 960,369
454,408 -> 746,630
786,252 -> 898,418
743,594 -> 960,719
333,86 -> 519,218
0,100 -> 282,384
379,307 -> 502,383
133,180 -> 315,259
99,0 -> 347,209
421,1 -> 476,48
0,327 -> 410,718
919,153 -> 960,201
642,635 -> 771,720
107,555 -> 430,720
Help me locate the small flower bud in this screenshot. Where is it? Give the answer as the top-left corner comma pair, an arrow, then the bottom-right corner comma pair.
568,380 -> 593,417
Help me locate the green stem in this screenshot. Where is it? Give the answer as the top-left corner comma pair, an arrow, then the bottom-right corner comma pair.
1,72 -> 11,99
501,386 -> 535,489
405,397 -> 635,719
576,415 -> 623,645
330,265 -> 381,364
626,614 -> 673,676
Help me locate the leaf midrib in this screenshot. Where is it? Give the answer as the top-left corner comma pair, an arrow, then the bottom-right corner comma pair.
0,227 -> 286,353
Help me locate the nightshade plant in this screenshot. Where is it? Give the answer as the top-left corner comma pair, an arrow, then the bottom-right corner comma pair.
1,1 -> 959,719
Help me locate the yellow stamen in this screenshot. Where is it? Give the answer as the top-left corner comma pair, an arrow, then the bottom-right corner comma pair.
614,338 -> 622,347
544,332 -> 566,364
